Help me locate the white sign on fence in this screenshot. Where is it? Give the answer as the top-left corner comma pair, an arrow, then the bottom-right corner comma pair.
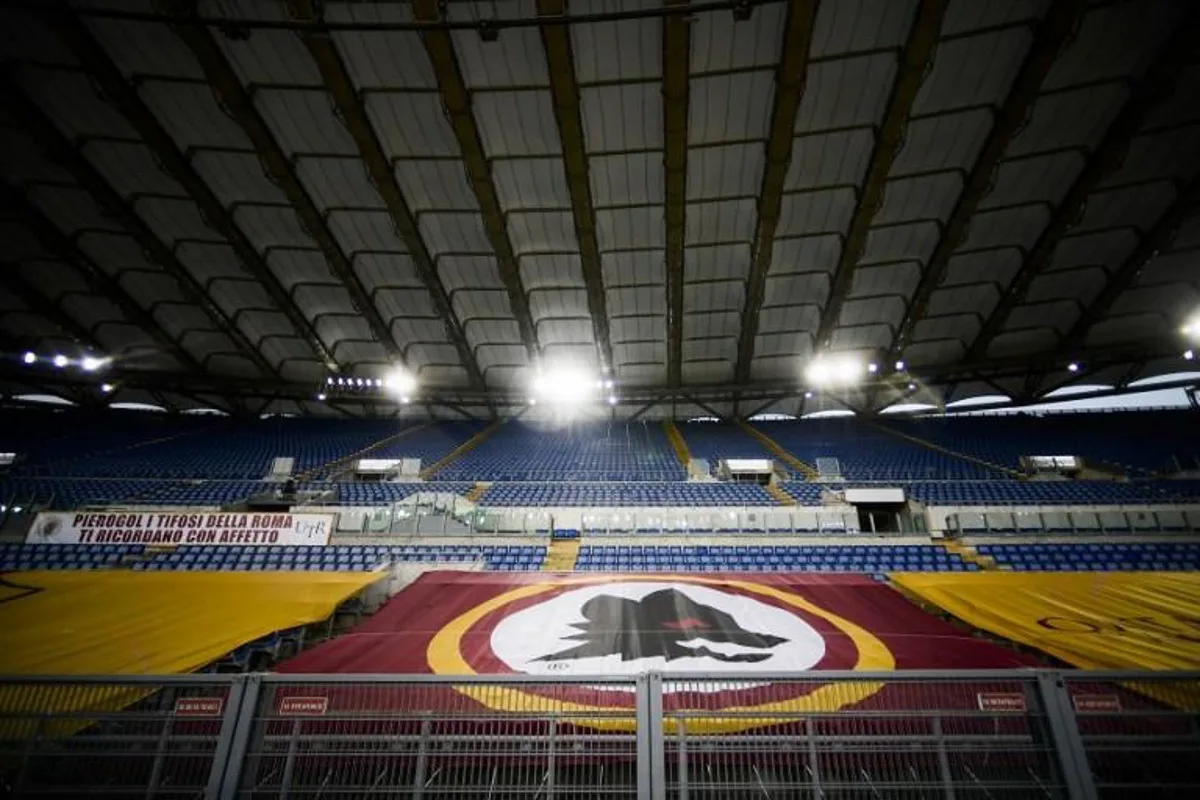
26,511 -> 334,546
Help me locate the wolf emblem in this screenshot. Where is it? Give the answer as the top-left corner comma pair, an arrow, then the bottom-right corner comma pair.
536,588 -> 789,663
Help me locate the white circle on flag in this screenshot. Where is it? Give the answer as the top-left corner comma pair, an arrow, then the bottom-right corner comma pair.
490,582 -> 825,690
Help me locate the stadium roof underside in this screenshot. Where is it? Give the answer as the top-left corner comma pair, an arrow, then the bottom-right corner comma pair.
0,0 -> 1197,420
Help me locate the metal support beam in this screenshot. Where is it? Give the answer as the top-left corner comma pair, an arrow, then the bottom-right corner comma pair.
51,9 -> 341,373
411,0 -> 539,362
0,77 -> 278,379
812,0 -> 948,349
161,6 -> 405,367
0,179 -> 206,374
285,0 -> 489,389
962,8 -> 1200,361
663,0 -> 692,386
0,265 -> 104,351
888,0 -> 1085,361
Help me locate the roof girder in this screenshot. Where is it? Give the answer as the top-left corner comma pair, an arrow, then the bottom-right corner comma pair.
962,7 -> 1200,362
888,0 -> 1087,361
537,0 -> 615,376
158,4 -> 406,369
411,0 -> 540,364
811,0 -> 949,350
49,10 -> 342,374
662,0 -> 691,386
284,0 -> 489,391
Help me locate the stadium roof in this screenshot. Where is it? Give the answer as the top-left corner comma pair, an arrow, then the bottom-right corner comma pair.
0,0 -> 1197,419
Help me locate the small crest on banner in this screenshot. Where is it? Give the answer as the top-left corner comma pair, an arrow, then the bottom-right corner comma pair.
1072,694 -> 1121,713
977,692 -> 1027,712
173,697 -> 224,717
278,696 -> 329,716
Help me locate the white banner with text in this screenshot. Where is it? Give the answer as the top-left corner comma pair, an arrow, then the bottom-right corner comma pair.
26,511 -> 334,546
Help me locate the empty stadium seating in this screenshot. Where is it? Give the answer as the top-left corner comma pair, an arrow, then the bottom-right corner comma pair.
678,423 -> 784,474
575,545 -> 975,572
478,481 -> 776,506
976,542 -> 1200,571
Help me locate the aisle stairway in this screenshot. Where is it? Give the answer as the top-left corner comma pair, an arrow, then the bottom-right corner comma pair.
464,482 -> 490,503
736,420 -> 819,479
420,420 -> 504,479
766,483 -> 797,505
942,541 -> 998,571
664,420 -> 691,466
298,423 -> 430,481
543,539 -> 581,571
873,422 -> 1022,479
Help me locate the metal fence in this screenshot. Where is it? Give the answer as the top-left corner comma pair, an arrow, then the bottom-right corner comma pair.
0,671 -> 1197,798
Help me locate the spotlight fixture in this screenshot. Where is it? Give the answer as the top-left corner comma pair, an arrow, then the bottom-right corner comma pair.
326,377 -> 334,385
52,354 -> 68,368
317,393 -> 327,401
867,363 -> 878,374
804,391 -> 814,399
81,355 -> 109,372
529,363 -> 600,407
605,379 -> 614,389
384,367 -> 418,398
907,383 -> 917,391
894,360 -> 906,371
805,354 -> 864,387
1067,362 -> 1080,373
608,395 -> 618,406
400,395 -> 411,404
529,397 -> 538,406
1185,349 -> 1195,361
375,378 -> 383,387
336,377 -> 344,386
100,383 -> 114,394
22,351 -> 35,365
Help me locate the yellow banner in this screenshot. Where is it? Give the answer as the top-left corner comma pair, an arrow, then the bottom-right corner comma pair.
893,572 -> 1200,671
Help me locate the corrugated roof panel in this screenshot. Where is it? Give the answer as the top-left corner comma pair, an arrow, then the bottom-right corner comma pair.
892,109 -> 992,175
328,5 -> 434,88
1100,126 -> 1200,187
520,254 -> 584,290
530,288 -> 591,321
571,0 -> 661,83
1008,84 -> 1127,156
913,312 -> 980,346
393,160 -> 477,212
266,249 -> 336,290
686,199 -> 757,245
591,153 -> 664,206
985,327 -> 1057,359
18,260 -> 88,298
260,338 -> 318,372
1137,249 -> 1200,288
176,241 -> 246,285
1026,269 -> 1106,306
406,342 -> 463,368
449,24 -> 549,88
148,304 -> 220,339
614,340 -> 666,367
1074,183 -> 1177,235
465,318 -> 523,349
418,364 -> 470,387
810,0 -> 919,58
785,129 -> 874,190
689,71 -> 774,144
1083,314 -> 1167,348
860,221 -> 941,265
330,338 -> 390,367
327,210 -> 408,255
140,81 -> 253,150
542,342 -> 598,368
538,318 -> 595,346
1170,209 -> 1200,249
1043,0 -> 1182,91
1007,300 -> 1079,335
602,250 -> 664,287
904,335 -> 967,366
1145,64 -> 1200,130
0,7 -> 77,64
942,248 -> 1022,288
389,317 -> 452,348
475,342 -> 527,371
942,0 -> 1047,36
474,91 -> 561,157
40,185 -> 132,238
365,93 -> 460,157
353,253 -> 423,291
17,69 -> 136,140
770,234 -> 842,277
927,283 -> 1001,319
960,205 -> 1051,252
596,207 -> 665,250
685,243 -> 750,282
1046,229 -> 1138,274
297,157 -> 384,209
231,204 -> 311,250
83,140 -> 185,200
368,285 -> 436,318
912,28 -> 1031,115
493,158 -> 571,210
764,273 -> 829,310
294,283 -> 358,320
581,84 -> 662,152
607,285 -> 666,318
875,172 -> 962,225
69,232 -> 154,280
217,27 -> 323,86
684,311 -> 740,340
849,261 -> 922,300
116,271 -> 188,310
255,90 -> 357,155
777,188 -> 858,236
834,299 -> 900,333
0,220 -> 46,262
85,18 -> 201,78
439,256 -> 503,293
794,54 -> 897,133
0,127 -> 71,185
682,361 -> 734,385
687,144 -> 764,201
462,305 -> 520,344
510,211 -> 585,256
191,151 -> 287,206
754,330 -> 813,361
610,315 -> 665,344
208,281 -> 276,319
759,304 -> 821,335
981,152 -> 1085,209
685,282 -> 744,314
692,1 -> 785,72
134,197 -> 220,244
419,212 -> 491,254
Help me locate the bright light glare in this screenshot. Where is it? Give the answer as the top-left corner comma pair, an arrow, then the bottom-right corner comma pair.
867,363 -> 878,374
400,395 -> 410,404
22,352 -> 35,365
605,379 -> 614,389
529,364 -> 600,406
608,395 -> 618,405
894,360 -> 906,371
316,393 -> 326,401
384,368 -> 417,397
1067,362 -> 1080,373
100,383 -> 114,394
1185,349 -> 1195,361
52,354 -> 68,368
804,391 -> 814,399
805,355 -> 864,387
326,376 -> 334,385
81,356 -> 109,372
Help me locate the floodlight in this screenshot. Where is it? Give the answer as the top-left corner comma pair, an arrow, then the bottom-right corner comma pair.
804,354 -> 864,387
529,363 -> 599,406
1185,349 -> 1195,361
894,360 -> 906,371
356,378 -> 365,387
529,397 -> 538,406
22,352 -> 35,365
400,395 -> 410,404
375,378 -> 383,387
804,391 -> 814,399
326,376 -> 334,385
605,379 -> 614,389
608,395 -> 618,406
867,363 -> 878,374
81,355 -> 109,372
52,354 -> 68,368
100,383 -> 114,394
384,367 -> 417,397
1067,362 -> 1080,373
336,377 -> 344,386
317,393 -> 327,401
907,382 -> 917,391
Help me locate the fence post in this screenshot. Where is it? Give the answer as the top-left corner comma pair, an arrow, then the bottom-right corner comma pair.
636,672 -> 666,799
210,674 -> 262,800
1035,672 -> 1098,800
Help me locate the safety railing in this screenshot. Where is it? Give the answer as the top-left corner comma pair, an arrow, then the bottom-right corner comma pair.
1,670 -> 1197,798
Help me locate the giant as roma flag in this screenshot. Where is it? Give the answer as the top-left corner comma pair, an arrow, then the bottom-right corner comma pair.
279,572 -> 1037,728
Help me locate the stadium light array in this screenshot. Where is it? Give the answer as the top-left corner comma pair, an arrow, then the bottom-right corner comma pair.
805,354 -> 864,387
22,351 -> 35,365
52,354 -> 68,368
81,355 -> 110,372
894,360 -> 906,372
384,367 -> 417,397
867,362 -> 878,374
529,362 -> 602,408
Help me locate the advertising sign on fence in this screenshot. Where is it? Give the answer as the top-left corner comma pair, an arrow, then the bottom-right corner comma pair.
26,511 -> 334,546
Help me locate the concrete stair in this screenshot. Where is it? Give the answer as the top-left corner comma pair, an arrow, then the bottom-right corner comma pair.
298,423 -> 430,481
543,539 -> 581,572
871,422 -> 1023,479
766,483 -> 797,506
942,541 -> 999,571
419,419 -> 504,479
664,420 -> 691,466
464,482 -> 490,503
736,420 -> 820,480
